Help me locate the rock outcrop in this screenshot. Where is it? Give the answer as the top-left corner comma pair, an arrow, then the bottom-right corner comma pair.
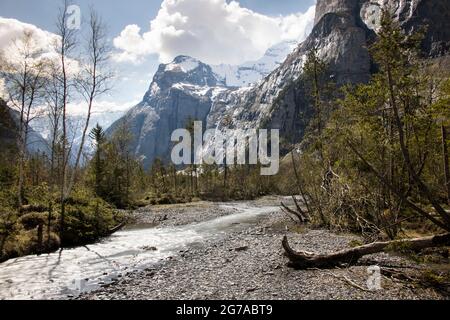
317,0 -> 450,57
204,0 -> 372,151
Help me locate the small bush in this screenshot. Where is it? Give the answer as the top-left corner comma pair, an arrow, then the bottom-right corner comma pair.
59,189 -> 121,246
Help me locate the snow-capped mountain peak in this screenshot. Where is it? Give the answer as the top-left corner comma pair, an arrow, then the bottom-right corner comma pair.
163,56 -> 201,73
150,55 -> 226,94
211,40 -> 298,87
106,40 -> 301,167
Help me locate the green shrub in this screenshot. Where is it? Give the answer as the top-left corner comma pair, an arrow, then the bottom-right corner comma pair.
60,189 -> 120,246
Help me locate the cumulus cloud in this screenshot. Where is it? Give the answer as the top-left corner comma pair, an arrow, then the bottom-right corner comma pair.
0,18 -> 58,62
113,0 -> 315,65
0,17 -> 79,74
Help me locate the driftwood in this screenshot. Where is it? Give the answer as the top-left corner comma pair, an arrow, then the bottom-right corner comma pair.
280,196 -> 309,224
282,233 -> 450,269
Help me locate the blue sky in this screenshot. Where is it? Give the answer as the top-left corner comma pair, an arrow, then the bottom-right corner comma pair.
0,0 -> 315,33
0,0 -> 316,112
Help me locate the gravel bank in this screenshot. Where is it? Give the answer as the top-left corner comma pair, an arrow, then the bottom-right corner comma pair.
130,201 -> 234,227
80,197 -> 446,300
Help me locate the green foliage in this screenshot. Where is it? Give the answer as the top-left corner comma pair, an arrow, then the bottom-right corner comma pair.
18,212 -> 47,230
280,10 -> 450,239
420,268 -> 450,294
0,182 -> 124,261
87,123 -> 145,208
141,161 -> 278,204
61,188 -> 119,245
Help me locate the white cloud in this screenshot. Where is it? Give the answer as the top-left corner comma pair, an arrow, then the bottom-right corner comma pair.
0,18 -> 137,123
0,17 -> 58,64
0,17 -> 58,54
0,17 -> 79,75
113,0 -> 315,65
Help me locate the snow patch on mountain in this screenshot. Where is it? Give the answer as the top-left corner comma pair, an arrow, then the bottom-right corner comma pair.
212,40 -> 298,87
165,56 -> 200,73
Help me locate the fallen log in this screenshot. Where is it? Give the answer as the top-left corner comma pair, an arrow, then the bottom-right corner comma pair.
282,233 -> 450,269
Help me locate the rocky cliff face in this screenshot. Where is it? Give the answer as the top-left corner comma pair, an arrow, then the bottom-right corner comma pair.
316,0 -> 450,57
395,0 -> 450,57
314,0 -> 358,25
108,0 -> 449,168
204,0 -> 450,151
204,0 -> 372,151
106,56 -> 234,168
107,42 -> 300,168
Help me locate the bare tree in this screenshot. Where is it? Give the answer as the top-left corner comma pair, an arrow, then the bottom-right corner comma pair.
66,8 -> 112,196
0,30 -> 47,206
55,0 -> 78,241
44,60 -> 64,185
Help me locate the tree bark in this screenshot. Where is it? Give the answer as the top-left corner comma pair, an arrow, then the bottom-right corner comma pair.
282,233 -> 450,269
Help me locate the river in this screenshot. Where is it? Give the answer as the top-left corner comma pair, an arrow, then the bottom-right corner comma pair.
0,202 -> 278,300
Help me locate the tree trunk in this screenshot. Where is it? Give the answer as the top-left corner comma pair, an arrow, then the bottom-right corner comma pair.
281,202 -> 306,223
223,165 -> 228,190
37,223 -> 43,252
346,140 -> 450,232
442,123 -> 450,205
291,152 -> 313,215
280,197 -> 309,224
282,233 -> 450,269
0,234 -> 6,259
387,67 -> 450,226
47,201 -> 52,250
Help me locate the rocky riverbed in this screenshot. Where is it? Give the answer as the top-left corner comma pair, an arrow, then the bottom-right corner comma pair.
80,197 -> 446,300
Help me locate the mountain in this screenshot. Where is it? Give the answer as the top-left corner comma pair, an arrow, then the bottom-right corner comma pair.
318,0 -> 450,57
204,0 -> 450,152
30,109 -> 126,157
0,98 -> 18,152
211,40 -> 298,87
106,56 -> 232,168
0,98 -> 49,155
204,0 -> 374,150
108,0 -> 450,169
107,40 -> 302,168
